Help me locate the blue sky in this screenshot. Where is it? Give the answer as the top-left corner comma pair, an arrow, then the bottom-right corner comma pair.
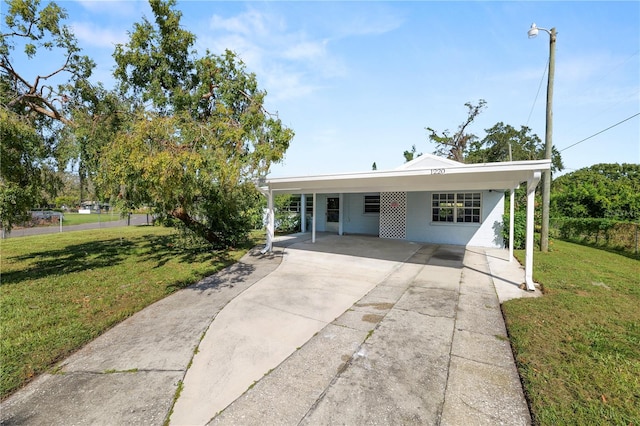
8,0 -> 640,177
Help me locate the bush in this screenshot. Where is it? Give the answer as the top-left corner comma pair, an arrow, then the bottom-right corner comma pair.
552,217 -> 639,255
502,211 -> 527,249
275,212 -> 300,234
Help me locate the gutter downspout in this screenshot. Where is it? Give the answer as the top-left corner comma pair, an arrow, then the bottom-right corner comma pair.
257,186 -> 274,254
524,172 -> 541,291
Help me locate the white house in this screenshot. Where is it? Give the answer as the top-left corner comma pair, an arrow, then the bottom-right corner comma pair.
258,153 -> 551,291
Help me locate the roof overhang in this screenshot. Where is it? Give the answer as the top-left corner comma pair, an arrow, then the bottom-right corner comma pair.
261,159 -> 552,194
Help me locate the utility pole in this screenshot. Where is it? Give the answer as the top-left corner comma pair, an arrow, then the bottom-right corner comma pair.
540,27 -> 556,252
528,23 -> 556,252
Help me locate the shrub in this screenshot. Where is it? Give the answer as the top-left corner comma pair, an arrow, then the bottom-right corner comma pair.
552,217 -> 639,255
502,211 -> 527,249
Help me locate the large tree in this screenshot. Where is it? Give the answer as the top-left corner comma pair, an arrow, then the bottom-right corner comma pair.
101,0 -> 293,247
1,0 -> 97,229
467,122 -> 564,172
551,163 -> 640,220
427,99 -> 486,162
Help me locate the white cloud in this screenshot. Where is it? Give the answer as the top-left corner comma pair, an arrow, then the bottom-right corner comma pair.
203,8 -> 342,102
198,5 -> 404,103
71,22 -> 128,48
333,13 -> 404,38
282,40 -> 328,62
72,0 -> 140,18
210,9 -> 283,37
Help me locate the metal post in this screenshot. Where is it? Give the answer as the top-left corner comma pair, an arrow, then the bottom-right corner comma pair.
338,193 -> 344,236
267,190 -> 274,251
509,188 -> 515,262
312,193 -> 317,243
300,194 -> 306,233
525,172 -> 541,291
540,27 -> 556,252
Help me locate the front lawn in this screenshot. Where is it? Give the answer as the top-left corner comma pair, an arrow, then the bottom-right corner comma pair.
0,226 -> 259,399
504,240 -> 640,425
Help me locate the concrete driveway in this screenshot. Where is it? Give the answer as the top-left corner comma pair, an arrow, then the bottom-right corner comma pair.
1,233 -> 536,425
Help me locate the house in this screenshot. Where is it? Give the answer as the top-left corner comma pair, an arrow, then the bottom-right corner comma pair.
258,153 -> 551,291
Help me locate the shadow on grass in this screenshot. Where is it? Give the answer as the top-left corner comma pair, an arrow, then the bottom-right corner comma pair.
1,232 -> 253,287
559,238 -> 640,261
1,238 -> 137,286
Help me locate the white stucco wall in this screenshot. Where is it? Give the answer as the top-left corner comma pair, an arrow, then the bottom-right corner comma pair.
312,190 -> 505,248
405,190 -> 504,248
342,193 -> 380,235
314,194 -> 329,232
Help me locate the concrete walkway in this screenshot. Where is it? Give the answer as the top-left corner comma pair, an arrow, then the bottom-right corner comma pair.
0,233 -> 539,425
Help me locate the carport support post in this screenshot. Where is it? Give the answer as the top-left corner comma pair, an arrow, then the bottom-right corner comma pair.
524,173 -> 540,291
312,193 -> 317,243
266,190 -> 274,252
301,194 -> 306,233
509,188 -> 515,262
338,193 -> 344,236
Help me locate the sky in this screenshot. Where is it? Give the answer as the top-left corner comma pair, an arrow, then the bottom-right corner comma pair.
5,0 -> 640,177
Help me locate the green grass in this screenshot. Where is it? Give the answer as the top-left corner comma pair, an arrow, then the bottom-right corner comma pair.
62,212 -> 124,226
503,239 -> 640,425
0,226 -> 260,398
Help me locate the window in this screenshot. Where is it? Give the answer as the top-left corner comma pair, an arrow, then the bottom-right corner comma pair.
282,196 -> 301,213
364,195 -> 380,214
305,196 -> 313,215
432,193 -> 481,223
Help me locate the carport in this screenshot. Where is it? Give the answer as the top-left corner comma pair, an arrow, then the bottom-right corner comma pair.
258,158 -> 551,290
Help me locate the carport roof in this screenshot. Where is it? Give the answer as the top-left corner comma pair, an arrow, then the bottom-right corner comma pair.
261,159 -> 552,194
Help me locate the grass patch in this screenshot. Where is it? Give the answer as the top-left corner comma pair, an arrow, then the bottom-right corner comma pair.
0,226 -> 261,399
503,239 -> 640,425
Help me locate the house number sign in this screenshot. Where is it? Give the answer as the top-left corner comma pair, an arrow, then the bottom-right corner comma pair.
431,168 -> 446,175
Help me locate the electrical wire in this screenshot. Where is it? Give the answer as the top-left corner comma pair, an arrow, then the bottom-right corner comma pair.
559,112 -> 640,152
525,60 -> 549,127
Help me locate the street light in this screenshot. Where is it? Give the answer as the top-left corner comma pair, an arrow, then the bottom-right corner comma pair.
528,22 -> 556,252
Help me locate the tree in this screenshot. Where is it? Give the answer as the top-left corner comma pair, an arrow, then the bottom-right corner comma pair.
371,162 -> 377,171
58,83 -> 129,204
467,122 -> 564,172
463,122 -> 565,249
1,0 -> 95,230
403,145 -> 421,163
100,0 -> 294,247
427,99 -> 486,162
551,163 -> 640,220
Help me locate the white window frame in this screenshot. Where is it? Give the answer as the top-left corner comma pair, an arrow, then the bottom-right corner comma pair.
431,192 -> 482,224
363,194 -> 380,214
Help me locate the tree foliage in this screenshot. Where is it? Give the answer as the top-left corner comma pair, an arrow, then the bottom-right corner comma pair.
1,0 -> 95,230
462,121 -> 565,248
1,0 -> 94,124
403,144 -> 422,163
551,163 -> 640,220
467,122 -> 564,172
101,0 -> 293,247
427,99 -> 486,162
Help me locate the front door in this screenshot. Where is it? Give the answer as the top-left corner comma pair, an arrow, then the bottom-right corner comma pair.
326,197 -> 339,233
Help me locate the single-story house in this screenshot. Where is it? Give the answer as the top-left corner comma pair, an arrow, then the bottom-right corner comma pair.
258,153 -> 551,291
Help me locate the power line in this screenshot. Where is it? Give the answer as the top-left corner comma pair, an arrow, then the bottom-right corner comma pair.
559,112 -> 640,152
525,59 -> 548,127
